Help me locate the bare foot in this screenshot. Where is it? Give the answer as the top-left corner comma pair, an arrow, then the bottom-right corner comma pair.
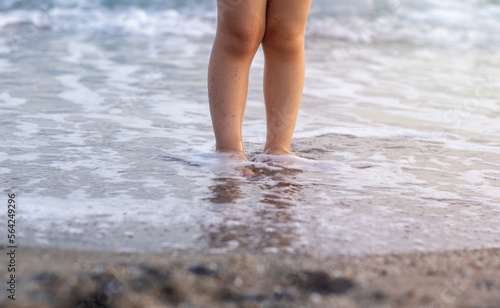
216,150 -> 255,176
262,145 -> 298,156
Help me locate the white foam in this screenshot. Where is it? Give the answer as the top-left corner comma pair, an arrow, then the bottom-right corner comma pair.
188,152 -> 349,176
56,74 -> 107,112
251,154 -> 347,173
189,153 -> 255,176
0,92 -> 27,108
0,59 -> 15,71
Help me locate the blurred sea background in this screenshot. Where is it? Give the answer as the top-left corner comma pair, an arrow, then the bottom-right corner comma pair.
1,0 -> 499,255
2,0 -> 500,47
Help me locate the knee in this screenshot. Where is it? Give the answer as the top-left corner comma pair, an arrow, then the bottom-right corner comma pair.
217,22 -> 264,58
262,27 -> 305,59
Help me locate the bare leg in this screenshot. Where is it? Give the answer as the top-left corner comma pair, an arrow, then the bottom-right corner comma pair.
208,0 -> 267,157
261,0 -> 312,155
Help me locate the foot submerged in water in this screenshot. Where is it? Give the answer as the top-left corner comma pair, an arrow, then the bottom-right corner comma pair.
250,145 -> 303,171
215,150 -> 255,176
262,145 -> 298,157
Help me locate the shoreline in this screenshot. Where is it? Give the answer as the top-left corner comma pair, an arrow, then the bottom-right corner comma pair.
1,245 -> 500,307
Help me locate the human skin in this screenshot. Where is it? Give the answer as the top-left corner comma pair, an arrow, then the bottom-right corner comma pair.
208,0 -> 312,160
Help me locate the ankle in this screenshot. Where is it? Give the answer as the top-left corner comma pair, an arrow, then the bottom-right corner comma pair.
216,149 -> 248,161
262,145 -> 295,156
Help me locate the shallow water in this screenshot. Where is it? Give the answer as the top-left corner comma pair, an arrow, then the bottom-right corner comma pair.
1,28 -> 499,256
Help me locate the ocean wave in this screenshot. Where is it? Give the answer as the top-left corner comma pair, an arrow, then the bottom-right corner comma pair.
1,0 -> 500,48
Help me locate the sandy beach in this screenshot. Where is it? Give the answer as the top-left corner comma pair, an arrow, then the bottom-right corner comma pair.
1,245 -> 500,308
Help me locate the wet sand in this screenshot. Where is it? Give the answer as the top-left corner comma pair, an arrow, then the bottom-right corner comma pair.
2,245 -> 500,307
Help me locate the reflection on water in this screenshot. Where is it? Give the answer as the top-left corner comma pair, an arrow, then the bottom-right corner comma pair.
203,170 -> 304,251
206,163 -> 305,208
206,177 -> 245,204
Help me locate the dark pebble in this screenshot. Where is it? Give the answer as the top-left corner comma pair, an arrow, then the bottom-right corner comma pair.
218,288 -> 266,303
244,294 -> 267,302
188,264 -> 213,276
372,290 -> 387,301
272,291 -> 295,302
296,270 -> 355,295
33,271 -> 60,285
158,284 -> 182,305
75,290 -> 114,308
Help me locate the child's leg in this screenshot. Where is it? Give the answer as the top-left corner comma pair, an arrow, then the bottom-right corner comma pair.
208,0 -> 267,157
261,0 -> 312,155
